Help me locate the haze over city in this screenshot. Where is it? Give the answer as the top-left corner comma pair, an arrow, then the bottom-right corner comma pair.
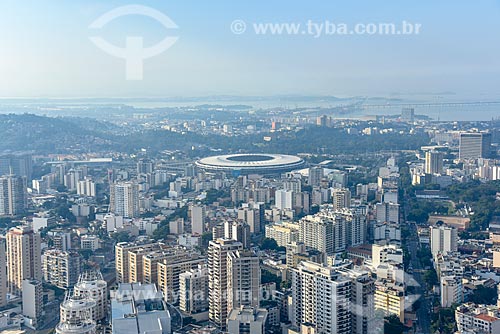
0,2 -> 500,334
1,0 -> 500,98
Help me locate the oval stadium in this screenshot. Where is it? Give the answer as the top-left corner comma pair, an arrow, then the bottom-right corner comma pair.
195,153 -> 305,175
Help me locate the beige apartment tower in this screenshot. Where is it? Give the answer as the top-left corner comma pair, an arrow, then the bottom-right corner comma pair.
425,151 -> 444,174
157,251 -> 205,303
208,239 -> 243,328
115,241 -> 167,283
332,188 -> 351,210
227,250 -> 261,311
6,225 -> 42,295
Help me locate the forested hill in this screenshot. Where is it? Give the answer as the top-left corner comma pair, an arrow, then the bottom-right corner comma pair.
0,113 -> 430,155
0,114 -> 116,153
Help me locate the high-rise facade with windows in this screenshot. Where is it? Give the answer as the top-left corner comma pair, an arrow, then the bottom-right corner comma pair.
179,266 -> 209,316
332,188 -> 351,210
0,174 -> 26,216
299,208 -> 366,255
208,239 -> 243,328
0,240 -> 6,307
430,224 -> 458,257
459,132 -> 492,160
425,151 -> 444,174
42,249 -> 81,289
308,166 -> 324,187
291,261 -> 351,334
109,182 -> 140,218
6,225 -> 42,295
190,204 -> 206,235
227,250 -> 260,312
73,271 -> 108,322
0,153 -> 32,179
22,279 -> 43,328
156,251 -> 206,303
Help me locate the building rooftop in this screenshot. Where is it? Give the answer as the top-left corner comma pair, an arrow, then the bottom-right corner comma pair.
111,283 -> 171,334
475,313 -> 499,323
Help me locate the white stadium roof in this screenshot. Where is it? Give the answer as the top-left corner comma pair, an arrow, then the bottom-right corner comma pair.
195,153 -> 304,174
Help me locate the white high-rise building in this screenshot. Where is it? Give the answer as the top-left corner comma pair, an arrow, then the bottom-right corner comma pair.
401,107 -> 415,122
308,166 -> 324,187
299,214 -> 338,254
224,221 -> 251,248
430,224 -> 458,258
237,207 -> 261,233
372,244 -> 404,269
341,269 -> 376,334
110,182 -> 140,218
0,153 -> 32,179
59,291 -> 96,323
22,279 -> 43,329
440,275 -> 463,307
169,218 -> 184,235
347,211 -> 367,247
156,250 -> 206,303
190,204 -> 206,235
179,266 -> 209,317
382,190 -> 399,204
0,174 -> 25,215
64,168 -> 84,191
291,261 -> 351,334
375,202 -> 400,223
282,178 -> 302,193
137,159 -> 154,174
298,207 -> 366,255
114,241 -> 164,284
275,189 -> 294,210
50,230 -> 72,251
77,178 -> 96,197
72,204 -> 94,218
332,188 -> 351,210
42,249 -> 81,289
227,250 -> 260,311
208,239 -> 243,328
6,225 -> 42,295
265,222 -> 300,247
101,213 -> 124,233
74,271 -> 108,322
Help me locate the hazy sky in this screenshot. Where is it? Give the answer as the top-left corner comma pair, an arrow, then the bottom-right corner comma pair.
1,0 -> 500,98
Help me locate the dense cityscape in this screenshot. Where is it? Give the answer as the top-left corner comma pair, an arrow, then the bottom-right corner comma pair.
0,103 -> 498,334
2,1 -> 500,334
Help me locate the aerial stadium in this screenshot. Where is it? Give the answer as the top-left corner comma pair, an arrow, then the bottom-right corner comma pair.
195,153 -> 305,175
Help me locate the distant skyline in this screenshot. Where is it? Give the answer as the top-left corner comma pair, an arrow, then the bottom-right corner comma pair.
1,0 -> 500,98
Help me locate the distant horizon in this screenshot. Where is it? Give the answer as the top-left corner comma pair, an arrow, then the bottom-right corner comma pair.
2,1 -> 500,97
0,94 -> 499,121
0,93 -> 498,101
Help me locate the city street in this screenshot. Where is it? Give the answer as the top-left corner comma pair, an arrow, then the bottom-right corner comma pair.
407,222 -> 432,334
